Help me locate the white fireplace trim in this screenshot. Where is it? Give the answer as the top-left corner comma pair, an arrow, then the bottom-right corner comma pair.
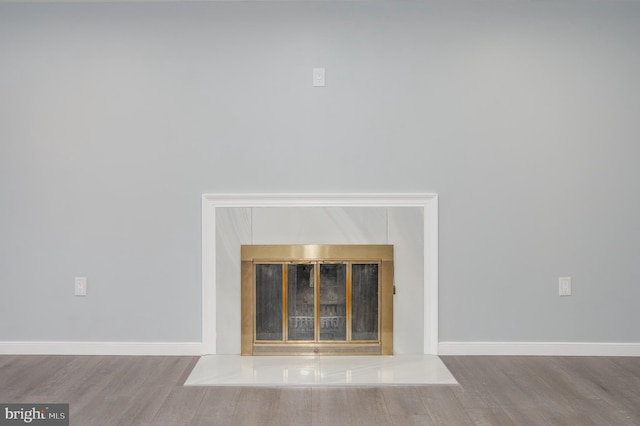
201,193 -> 439,355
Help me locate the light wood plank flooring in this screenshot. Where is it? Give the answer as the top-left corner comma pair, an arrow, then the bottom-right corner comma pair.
1,355 -> 639,425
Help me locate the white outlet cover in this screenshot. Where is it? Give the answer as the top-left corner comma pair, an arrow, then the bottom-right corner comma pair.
559,276 -> 571,296
313,68 -> 325,87
75,276 -> 87,296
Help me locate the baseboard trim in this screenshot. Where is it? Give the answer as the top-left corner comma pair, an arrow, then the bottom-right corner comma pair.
0,341 -> 203,356
5,341 -> 639,357
439,342 -> 640,356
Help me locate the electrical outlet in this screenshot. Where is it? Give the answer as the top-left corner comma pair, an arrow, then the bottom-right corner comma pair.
313,68 -> 325,87
75,277 -> 87,296
559,276 -> 571,296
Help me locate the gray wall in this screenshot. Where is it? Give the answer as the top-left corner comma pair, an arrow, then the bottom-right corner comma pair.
1,1 -> 639,343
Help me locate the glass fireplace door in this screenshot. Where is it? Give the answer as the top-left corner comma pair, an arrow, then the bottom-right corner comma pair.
255,264 -> 283,341
287,264 -> 315,341
351,264 -> 379,341
319,264 -> 347,341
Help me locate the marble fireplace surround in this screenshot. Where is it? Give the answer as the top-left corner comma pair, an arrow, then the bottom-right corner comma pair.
202,194 -> 438,355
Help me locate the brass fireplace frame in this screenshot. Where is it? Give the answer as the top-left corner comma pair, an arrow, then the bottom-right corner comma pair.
241,244 -> 394,355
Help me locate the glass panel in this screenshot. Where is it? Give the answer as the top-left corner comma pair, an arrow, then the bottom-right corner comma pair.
287,264 -> 315,341
352,264 -> 378,341
319,263 -> 346,341
255,264 -> 283,341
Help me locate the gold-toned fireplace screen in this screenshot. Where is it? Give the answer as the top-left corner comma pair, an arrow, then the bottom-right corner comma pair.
241,245 -> 393,355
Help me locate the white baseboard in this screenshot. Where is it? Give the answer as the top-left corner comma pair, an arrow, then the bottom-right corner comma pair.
4,341 -> 639,357
439,342 -> 640,356
0,341 -> 203,356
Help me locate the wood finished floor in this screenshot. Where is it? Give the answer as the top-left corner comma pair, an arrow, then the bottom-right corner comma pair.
1,355 -> 639,425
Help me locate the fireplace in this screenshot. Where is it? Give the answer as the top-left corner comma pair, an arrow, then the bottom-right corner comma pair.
241,245 -> 394,355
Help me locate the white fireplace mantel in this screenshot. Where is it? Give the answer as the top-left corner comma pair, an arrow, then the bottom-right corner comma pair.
201,193 -> 439,355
